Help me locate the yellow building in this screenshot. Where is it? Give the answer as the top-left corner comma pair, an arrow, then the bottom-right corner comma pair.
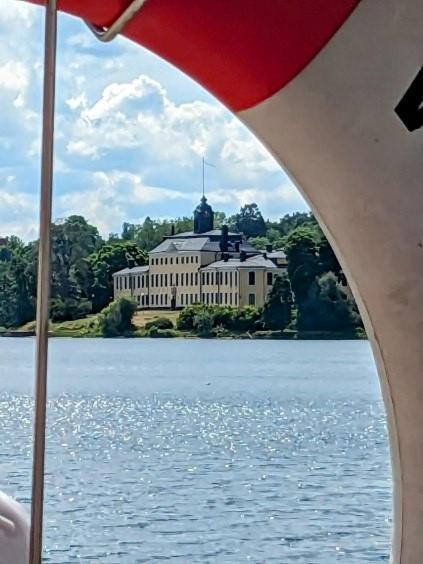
113,197 -> 287,309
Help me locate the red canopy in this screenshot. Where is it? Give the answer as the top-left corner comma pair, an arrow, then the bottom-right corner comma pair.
28,0 -> 358,111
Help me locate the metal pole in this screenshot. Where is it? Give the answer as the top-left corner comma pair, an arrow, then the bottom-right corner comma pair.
29,1 -> 57,562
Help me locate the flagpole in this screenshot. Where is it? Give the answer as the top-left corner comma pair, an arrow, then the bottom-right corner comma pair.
29,0 -> 57,561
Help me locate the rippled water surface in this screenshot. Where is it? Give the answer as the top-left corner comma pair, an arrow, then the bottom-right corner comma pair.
0,338 -> 391,563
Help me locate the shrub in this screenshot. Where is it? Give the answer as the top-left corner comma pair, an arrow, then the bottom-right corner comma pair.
147,326 -> 177,338
193,309 -> 214,337
229,306 -> 261,332
145,317 -> 174,331
177,304 -> 260,334
98,296 -> 137,337
177,306 -> 199,330
50,297 -> 91,322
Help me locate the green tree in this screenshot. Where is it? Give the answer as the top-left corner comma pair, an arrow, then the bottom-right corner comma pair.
228,203 -> 266,238
262,274 -> 293,330
82,241 -> 147,313
98,296 -> 137,337
277,212 -> 317,236
298,272 -> 360,332
284,226 -> 320,303
0,237 -> 36,327
249,236 -> 271,251
50,216 -> 103,320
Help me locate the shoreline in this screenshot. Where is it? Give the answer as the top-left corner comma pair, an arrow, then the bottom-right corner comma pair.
0,329 -> 366,340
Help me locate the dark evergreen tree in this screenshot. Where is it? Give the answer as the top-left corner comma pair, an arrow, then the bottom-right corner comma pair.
262,274 -> 293,330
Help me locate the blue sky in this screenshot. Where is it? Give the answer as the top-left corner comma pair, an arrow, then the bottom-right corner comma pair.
0,0 -> 307,240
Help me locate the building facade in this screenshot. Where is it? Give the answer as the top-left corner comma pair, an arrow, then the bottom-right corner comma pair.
113,197 -> 287,309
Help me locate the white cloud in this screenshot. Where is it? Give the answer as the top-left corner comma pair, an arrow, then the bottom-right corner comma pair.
57,171 -> 193,235
0,185 -> 38,239
64,73 -> 280,181
0,61 -> 29,91
0,1 -> 306,240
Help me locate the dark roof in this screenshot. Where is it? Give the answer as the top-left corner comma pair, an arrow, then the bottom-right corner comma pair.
112,265 -> 149,276
166,229 -> 239,239
150,237 -> 211,253
266,250 -> 287,259
202,256 -> 278,270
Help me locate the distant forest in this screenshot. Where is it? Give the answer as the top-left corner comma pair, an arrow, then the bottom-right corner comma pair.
0,204 -> 363,334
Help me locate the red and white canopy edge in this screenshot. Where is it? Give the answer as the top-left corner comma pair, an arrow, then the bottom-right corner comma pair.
3,1 -> 423,563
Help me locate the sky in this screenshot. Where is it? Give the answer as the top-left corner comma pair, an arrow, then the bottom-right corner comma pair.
0,0 -> 308,240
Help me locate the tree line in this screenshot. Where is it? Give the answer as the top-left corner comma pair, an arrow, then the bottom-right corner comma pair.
0,205 -> 363,334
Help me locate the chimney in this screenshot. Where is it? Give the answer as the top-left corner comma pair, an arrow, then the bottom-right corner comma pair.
223,253 -> 229,262
240,250 -> 246,262
170,224 -> 176,236
266,244 -> 273,253
263,252 -> 267,260
235,241 -> 240,253
220,224 -> 229,253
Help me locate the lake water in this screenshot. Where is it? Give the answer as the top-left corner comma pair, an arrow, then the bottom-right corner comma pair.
0,338 -> 391,563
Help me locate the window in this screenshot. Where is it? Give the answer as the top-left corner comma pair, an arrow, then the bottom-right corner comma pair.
249,272 -> 256,285
165,294 -> 168,305
181,257 -> 185,264
202,272 -> 205,284
225,272 -> 228,286
170,273 -> 173,286
141,295 -> 145,306
267,272 -> 273,285
165,274 -> 168,287
220,272 -> 223,285
165,258 -> 168,265
190,272 -> 193,286
225,293 -> 228,305
195,272 -> 198,286
230,271 -> 233,287
160,274 -> 163,287
216,293 -> 219,304
156,274 -> 160,287
190,294 -> 193,304
235,271 -> 238,285
119,277 -> 122,290
229,293 -> 232,305
202,293 -> 205,302
195,294 -> 198,303
248,293 -> 256,306
176,273 -> 179,286
195,256 -> 199,263
191,256 -> 194,264
124,277 -> 127,290
160,258 -> 163,265
146,295 -> 149,306
160,294 -> 163,305
176,257 -> 179,265
170,257 -> 173,265
142,276 -> 145,289
156,295 -> 159,305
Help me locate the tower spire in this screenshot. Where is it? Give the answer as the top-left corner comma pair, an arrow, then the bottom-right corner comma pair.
202,156 -> 205,198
